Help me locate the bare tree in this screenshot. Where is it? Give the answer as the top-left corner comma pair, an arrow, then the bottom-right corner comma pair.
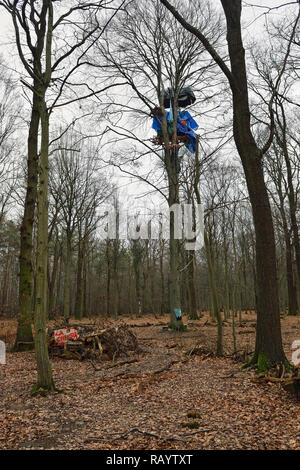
159,0 -> 300,369
0,0 -> 127,392
93,0 -> 222,328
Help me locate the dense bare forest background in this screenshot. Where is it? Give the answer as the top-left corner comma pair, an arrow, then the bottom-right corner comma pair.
0,1 -> 299,322
0,0 -> 300,379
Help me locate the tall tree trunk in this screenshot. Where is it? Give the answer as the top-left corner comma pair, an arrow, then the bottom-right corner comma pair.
167,134 -> 184,329
159,242 -> 165,315
158,86 -> 184,329
74,239 -> 84,320
168,174 -> 183,328
32,0 -> 55,392
278,184 -> 298,316
48,235 -> 60,319
221,211 -> 230,320
220,1 -> 286,368
194,138 -> 223,355
83,251 -> 88,318
14,91 -> 40,351
160,0 -> 287,370
106,240 -> 111,317
286,236 -> 298,316
63,233 -> 72,320
112,239 -> 119,320
187,251 -> 198,320
33,94 -> 55,392
275,109 -> 300,294
1,254 -> 10,311
134,260 -> 142,318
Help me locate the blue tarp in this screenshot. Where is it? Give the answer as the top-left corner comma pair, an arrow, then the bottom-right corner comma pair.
152,110 -> 198,154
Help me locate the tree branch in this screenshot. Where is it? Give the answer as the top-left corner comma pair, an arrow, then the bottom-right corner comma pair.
159,0 -> 235,89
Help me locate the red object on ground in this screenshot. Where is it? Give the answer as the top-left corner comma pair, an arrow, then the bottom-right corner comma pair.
54,328 -> 79,346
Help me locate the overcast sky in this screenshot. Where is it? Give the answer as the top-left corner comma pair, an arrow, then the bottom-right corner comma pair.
0,1 -> 296,70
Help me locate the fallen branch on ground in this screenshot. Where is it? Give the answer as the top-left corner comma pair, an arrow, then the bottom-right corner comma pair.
85,427 -> 192,443
152,360 -> 180,375
90,358 -> 139,371
179,429 -> 214,436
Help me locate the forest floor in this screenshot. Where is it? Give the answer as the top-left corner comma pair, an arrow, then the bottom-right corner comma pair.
0,311 -> 300,450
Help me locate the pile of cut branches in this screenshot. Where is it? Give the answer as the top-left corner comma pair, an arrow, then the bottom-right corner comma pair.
48,324 -> 139,362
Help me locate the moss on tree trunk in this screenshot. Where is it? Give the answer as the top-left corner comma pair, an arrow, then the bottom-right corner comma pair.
13,92 -> 40,352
